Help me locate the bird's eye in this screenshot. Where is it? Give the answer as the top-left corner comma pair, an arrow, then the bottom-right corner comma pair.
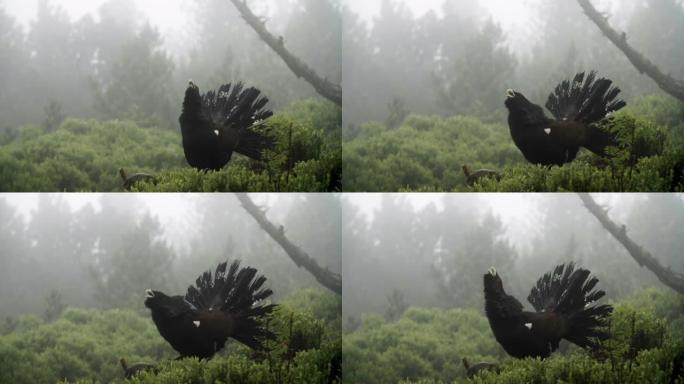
145,289 -> 154,298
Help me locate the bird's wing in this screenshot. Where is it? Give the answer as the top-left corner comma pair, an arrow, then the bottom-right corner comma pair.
164,295 -> 196,318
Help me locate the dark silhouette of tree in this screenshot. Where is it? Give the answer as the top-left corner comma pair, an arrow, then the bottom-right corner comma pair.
577,0 -> 684,103
236,193 -> 341,294
229,0 -> 341,106
579,193 -> 684,294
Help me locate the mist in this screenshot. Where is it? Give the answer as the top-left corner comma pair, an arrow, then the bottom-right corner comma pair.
0,193 -> 341,318
342,193 -> 684,318
342,0 -> 683,127
0,0 -> 341,129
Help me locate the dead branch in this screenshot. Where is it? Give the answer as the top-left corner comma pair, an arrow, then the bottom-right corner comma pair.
237,193 -> 341,295
576,0 -> 684,103
229,0 -> 342,106
578,193 -> 684,294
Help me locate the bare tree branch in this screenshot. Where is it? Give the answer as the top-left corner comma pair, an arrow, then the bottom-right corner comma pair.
229,0 -> 342,106
237,193 -> 341,295
576,0 -> 684,103
578,193 -> 684,294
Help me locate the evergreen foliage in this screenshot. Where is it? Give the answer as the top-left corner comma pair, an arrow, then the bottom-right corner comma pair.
0,99 -> 340,192
343,288 -> 684,384
0,289 -> 340,384
343,95 -> 684,192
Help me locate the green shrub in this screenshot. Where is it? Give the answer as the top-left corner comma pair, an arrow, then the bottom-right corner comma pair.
344,288 -> 684,384
0,288 -> 341,384
343,94 -> 684,192
0,99 -> 341,192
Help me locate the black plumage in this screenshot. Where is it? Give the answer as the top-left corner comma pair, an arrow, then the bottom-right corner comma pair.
505,71 -> 626,165
144,260 -> 276,359
483,263 -> 612,359
179,82 -> 274,171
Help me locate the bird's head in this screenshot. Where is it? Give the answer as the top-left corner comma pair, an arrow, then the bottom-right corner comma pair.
144,289 -> 169,310
504,89 -> 547,126
483,266 -> 505,295
183,81 -> 202,109
504,89 -> 529,109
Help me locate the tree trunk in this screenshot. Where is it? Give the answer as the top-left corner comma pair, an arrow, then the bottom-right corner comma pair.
229,0 -> 342,106
237,193 -> 342,295
576,0 -> 684,103
578,193 -> 684,294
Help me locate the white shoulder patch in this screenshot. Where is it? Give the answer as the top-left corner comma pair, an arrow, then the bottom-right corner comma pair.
524,322 -> 532,330
193,320 -> 200,327
543,128 -> 551,135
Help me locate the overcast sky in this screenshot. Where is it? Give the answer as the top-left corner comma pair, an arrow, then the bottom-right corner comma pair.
0,193 -> 283,254
345,0 -> 535,30
1,0 -> 631,59
0,0 -> 279,58
3,192 -> 680,261
345,193 -> 644,254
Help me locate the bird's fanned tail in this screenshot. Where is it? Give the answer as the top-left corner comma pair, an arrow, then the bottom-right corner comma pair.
185,260 -> 277,350
527,263 -> 613,350
545,71 -> 626,125
565,71 -> 623,156
202,82 -> 273,131
203,82 -> 274,160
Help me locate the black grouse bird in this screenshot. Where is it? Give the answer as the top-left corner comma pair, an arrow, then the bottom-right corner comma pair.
144,260 -> 276,359
484,263 -> 612,359
179,81 -> 274,171
505,71 -> 626,166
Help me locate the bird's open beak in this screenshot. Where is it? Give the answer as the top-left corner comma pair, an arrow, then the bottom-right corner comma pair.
145,289 -> 154,298
505,89 -> 516,99
487,266 -> 497,276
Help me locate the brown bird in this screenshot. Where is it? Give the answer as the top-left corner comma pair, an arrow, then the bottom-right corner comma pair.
119,168 -> 155,191
462,357 -> 498,378
462,164 -> 500,187
119,357 -> 157,379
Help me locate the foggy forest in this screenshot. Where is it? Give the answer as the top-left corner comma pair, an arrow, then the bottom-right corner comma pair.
342,193 -> 684,383
1,0 -> 684,383
0,193 -> 342,383
0,0 -> 342,192
343,0 -> 684,192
